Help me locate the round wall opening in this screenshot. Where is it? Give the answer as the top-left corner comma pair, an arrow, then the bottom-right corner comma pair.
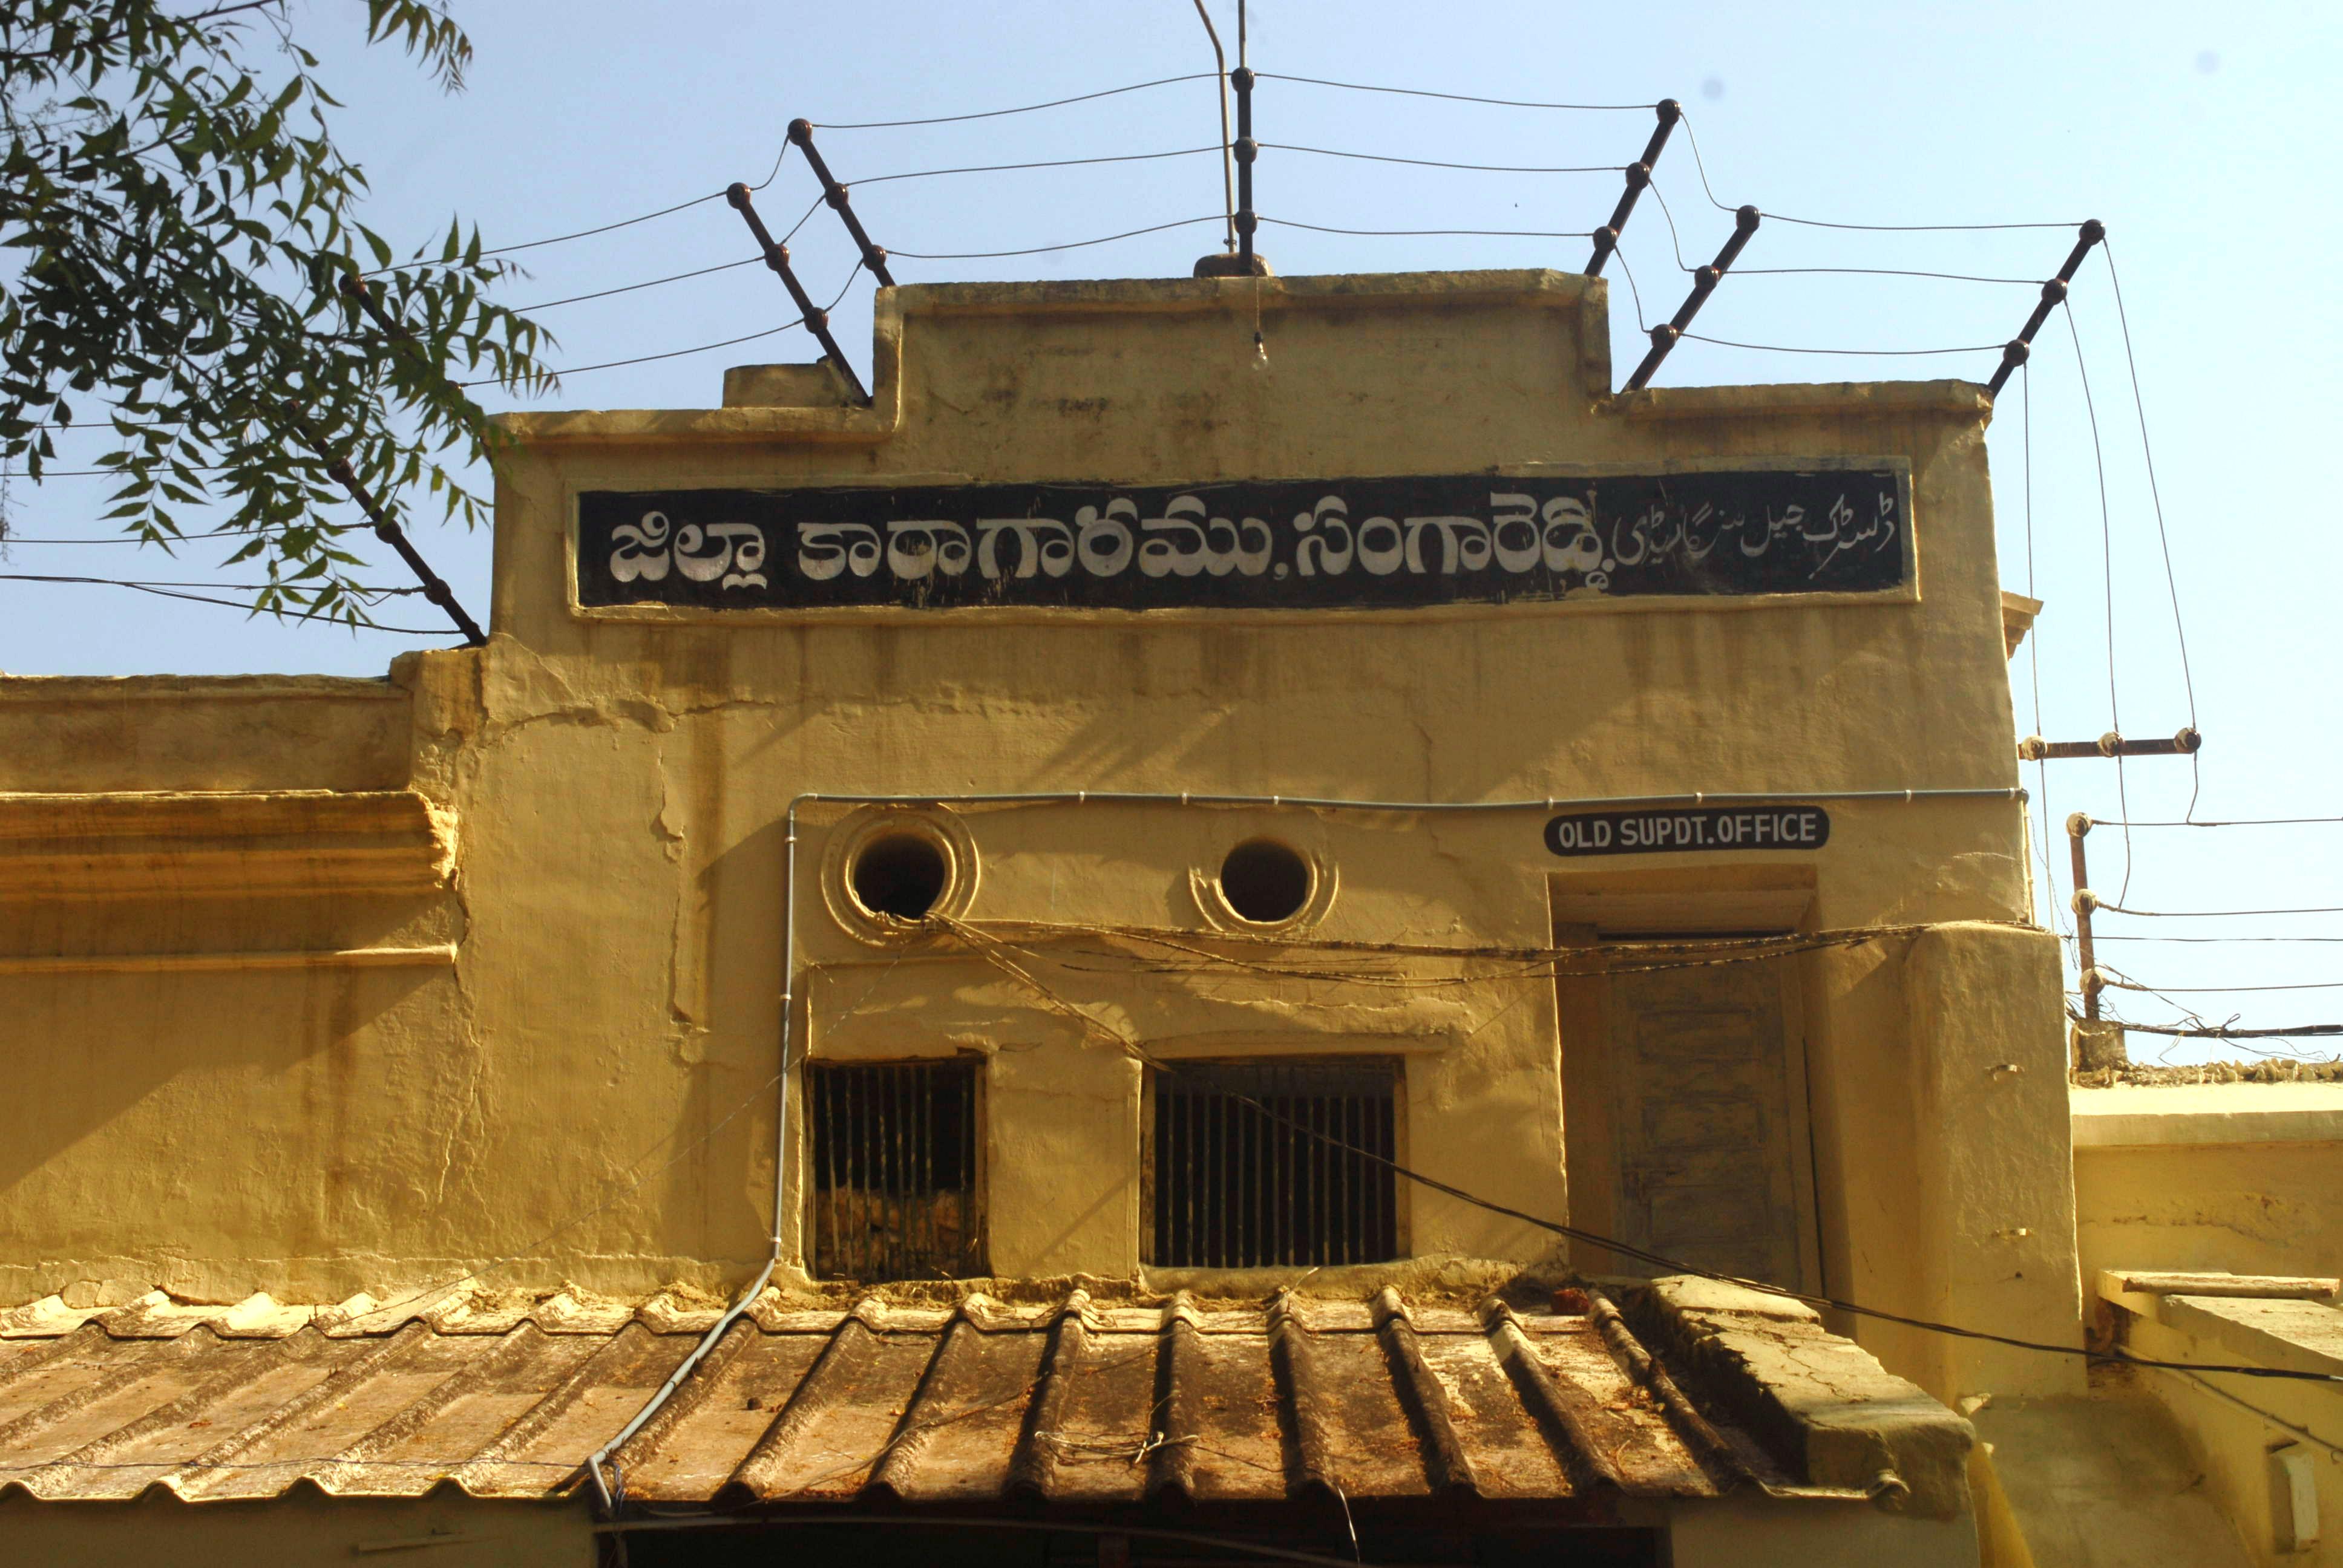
851,832 -> 951,922
1219,838 -> 1313,925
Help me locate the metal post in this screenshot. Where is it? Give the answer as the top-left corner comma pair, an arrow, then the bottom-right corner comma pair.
785,120 -> 896,287
1987,220 -> 2106,397
1586,99 -> 1680,278
1232,66 -> 1257,272
2019,726 -> 2203,762
725,183 -> 871,403
1624,203 -> 1761,392
2068,812 -> 2100,1022
283,394 -> 485,648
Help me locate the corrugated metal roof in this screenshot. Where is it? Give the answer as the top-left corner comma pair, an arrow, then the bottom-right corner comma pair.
0,1283 -> 1794,1507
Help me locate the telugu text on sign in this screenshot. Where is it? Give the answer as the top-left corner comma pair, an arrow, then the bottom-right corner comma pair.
575,469 -> 1909,613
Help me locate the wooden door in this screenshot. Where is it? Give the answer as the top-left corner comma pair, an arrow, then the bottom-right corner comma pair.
1604,956 -> 1815,1291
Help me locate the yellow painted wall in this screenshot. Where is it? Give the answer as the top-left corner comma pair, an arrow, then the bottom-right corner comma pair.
0,269 -> 2079,1403
2077,1141 -> 2343,1285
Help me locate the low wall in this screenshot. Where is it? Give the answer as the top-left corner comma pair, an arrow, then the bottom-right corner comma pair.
0,674 -> 413,792
2073,1083 -> 2343,1285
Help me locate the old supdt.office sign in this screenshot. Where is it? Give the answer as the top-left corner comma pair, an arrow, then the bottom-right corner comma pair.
1544,805 -> 1833,858
576,469 -> 1907,612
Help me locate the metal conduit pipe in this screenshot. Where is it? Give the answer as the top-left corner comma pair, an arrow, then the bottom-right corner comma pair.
586,780 -> 2028,1504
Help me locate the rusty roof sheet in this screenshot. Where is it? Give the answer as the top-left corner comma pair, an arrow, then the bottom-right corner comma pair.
0,1283 -> 1794,1507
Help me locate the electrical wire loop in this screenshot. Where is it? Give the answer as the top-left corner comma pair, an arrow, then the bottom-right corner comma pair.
1987,220 -> 2105,396
726,183 -> 870,403
1585,99 -> 1679,278
1624,204 -> 1760,391
787,120 -> 896,288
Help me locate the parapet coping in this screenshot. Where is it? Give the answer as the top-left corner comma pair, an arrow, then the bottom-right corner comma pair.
0,673 -> 405,702
2070,1081 -> 2343,1148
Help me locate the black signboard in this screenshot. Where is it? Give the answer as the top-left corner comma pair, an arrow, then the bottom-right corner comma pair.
1544,805 -> 1832,857
575,469 -> 1906,613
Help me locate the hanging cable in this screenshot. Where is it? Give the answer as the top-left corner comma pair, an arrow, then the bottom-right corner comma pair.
2061,301 -> 2136,901
2096,934 -> 2343,944
2109,1019 -> 2343,1039
465,264 -> 863,387
362,190 -> 725,276
938,917 -> 2343,1387
2,572 -> 416,594
508,255 -> 762,313
888,215 -> 1225,260
842,145 -> 1223,186
1256,72 -> 1652,111
1623,204 -> 1761,390
2086,815 -> 2343,828
1675,113 -> 2085,231
810,73 -> 1217,130
2100,238 -> 2201,822
2102,977 -> 2343,995
1260,216 -> 1593,239
0,572 -> 442,631
1731,266 -> 2043,285
2097,902 -> 2343,918
1262,142 -> 1625,174
1192,0 -> 1236,253
2020,361 -> 2074,959
1679,334 -> 2000,357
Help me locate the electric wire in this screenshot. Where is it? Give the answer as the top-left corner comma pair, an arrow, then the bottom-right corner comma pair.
2097,902 -> 2343,918
362,143 -> 795,279
0,464 -> 228,477
2020,361 -> 2075,957
462,263 -> 864,386
1681,334 -> 2001,357
2102,238 -> 2201,822
887,214 -> 1224,260
505,195 -> 824,312
810,73 -> 1217,130
361,190 -> 723,276
509,255 -> 760,313
1261,216 -> 1593,239
1254,72 -> 1652,111
1227,1077 -> 2343,1383
2088,816 -> 2343,828
941,919 -> 2343,1386
2101,1018 -> 2343,1039
2064,301 -> 2134,901
2095,934 -> 2343,944
1731,267 -> 2045,285
844,145 -> 1223,186
2103,977 -> 2343,995
1260,142 -> 1624,174
2,571 -> 418,593
1676,113 -> 2085,231
0,572 -> 441,631
1612,241 -> 1649,331
459,322 -> 795,385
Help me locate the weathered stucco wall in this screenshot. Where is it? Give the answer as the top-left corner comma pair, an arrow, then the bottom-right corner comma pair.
0,269 -> 2074,1407
2073,1084 -> 2343,1285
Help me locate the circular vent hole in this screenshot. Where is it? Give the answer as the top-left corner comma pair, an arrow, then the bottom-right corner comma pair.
1219,839 -> 1312,924
851,832 -> 949,921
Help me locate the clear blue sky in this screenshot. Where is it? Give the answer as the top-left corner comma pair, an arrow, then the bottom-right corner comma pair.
3,1 -> 2336,1057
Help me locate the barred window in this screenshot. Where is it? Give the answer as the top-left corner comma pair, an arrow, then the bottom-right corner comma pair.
1149,1059 -> 1400,1269
807,1059 -> 983,1281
